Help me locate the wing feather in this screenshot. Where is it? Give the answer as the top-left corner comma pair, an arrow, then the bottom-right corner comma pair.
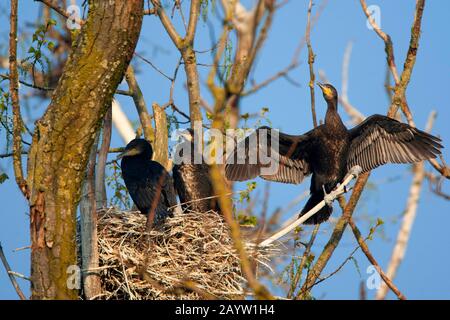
347,115 -> 442,173
225,126 -> 311,184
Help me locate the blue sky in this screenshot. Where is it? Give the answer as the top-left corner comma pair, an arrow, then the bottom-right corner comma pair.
1,0 -> 449,299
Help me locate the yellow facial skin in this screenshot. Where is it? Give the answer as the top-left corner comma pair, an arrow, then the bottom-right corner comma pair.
317,83 -> 333,99
321,86 -> 333,99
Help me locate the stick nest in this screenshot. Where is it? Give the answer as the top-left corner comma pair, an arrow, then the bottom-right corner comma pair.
93,207 -> 274,300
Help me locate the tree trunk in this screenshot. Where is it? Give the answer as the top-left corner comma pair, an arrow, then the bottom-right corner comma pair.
26,0 -> 144,299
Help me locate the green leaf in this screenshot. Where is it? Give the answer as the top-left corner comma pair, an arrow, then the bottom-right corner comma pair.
0,173 -> 9,184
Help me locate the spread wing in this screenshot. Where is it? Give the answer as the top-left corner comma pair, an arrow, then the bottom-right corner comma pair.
346,114 -> 442,173
225,126 -> 311,184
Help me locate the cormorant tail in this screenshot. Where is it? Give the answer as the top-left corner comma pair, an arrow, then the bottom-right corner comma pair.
299,192 -> 333,224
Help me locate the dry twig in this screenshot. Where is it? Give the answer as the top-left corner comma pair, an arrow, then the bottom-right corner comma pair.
0,242 -> 26,300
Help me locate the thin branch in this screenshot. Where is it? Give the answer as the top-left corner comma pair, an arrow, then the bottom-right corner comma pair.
152,103 -> 170,169
348,217 -> 406,300
375,111 -> 435,300
10,0 -> 29,199
0,151 -> 27,158
151,0 -> 202,125
95,107 -> 112,209
0,242 -> 26,300
134,52 -> 173,81
312,241 -> 362,288
242,61 -> 299,96
80,134 -> 101,299
185,0 -> 201,44
387,0 -> 425,122
361,0 -> 449,179
150,0 -> 183,48
1,73 -> 134,96
305,0 -> 317,127
360,0 -> 400,84
428,158 -> 450,180
426,171 -> 450,200
287,224 -> 319,299
1,148 -> 123,160
296,172 -> 371,299
125,65 -> 154,141
35,0 -> 84,25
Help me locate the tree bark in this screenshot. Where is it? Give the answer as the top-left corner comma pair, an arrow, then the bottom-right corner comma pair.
26,0 -> 144,299
80,133 -> 101,299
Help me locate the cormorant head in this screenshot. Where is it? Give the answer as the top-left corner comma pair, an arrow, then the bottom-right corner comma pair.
117,138 -> 153,160
317,82 -> 338,103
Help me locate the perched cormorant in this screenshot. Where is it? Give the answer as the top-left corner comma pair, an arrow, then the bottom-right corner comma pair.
118,139 -> 177,226
172,129 -> 220,213
225,83 -> 443,224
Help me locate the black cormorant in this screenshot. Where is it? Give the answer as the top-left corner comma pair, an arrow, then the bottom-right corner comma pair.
172,129 -> 220,213
225,83 -> 443,224
118,138 -> 177,227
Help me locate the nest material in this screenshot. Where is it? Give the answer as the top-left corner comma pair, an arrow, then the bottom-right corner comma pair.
95,207 -> 273,300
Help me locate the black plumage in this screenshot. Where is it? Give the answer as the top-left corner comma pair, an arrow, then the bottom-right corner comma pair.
118,139 -> 177,226
225,83 -> 443,224
172,129 -> 219,213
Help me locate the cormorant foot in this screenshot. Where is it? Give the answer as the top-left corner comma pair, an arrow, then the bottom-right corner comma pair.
322,185 -> 336,206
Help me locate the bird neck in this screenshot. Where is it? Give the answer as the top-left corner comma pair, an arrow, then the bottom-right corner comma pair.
122,154 -> 150,172
324,99 -> 345,132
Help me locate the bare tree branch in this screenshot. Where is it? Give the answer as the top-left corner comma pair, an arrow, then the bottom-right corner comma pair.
348,217 -> 406,300
152,103 -> 170,170
80,134 -> 101,299
387,0 -> 425,123
125,65 -> 154,142
35,0 -> 84,26
95,106 -> 112,209
151,0 -> 203,125
375,111 -> 436,300
0,242 -> 26,300
150,0 -> 183,47
296,172 -> 370,299
305,0 -> 317,127
287,224 -> 319,299
360,0 -> 400,84
9,0 -> 29,199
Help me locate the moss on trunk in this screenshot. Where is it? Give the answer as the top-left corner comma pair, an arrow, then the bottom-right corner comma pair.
27,0 -> 144,299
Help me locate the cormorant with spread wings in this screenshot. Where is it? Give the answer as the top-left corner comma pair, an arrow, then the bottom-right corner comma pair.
225,83 -> 443,224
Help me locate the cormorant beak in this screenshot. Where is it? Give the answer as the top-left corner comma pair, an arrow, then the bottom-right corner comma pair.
116,151 -> 126,160
317,82 -> 333,98
116,148 -> 139,160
